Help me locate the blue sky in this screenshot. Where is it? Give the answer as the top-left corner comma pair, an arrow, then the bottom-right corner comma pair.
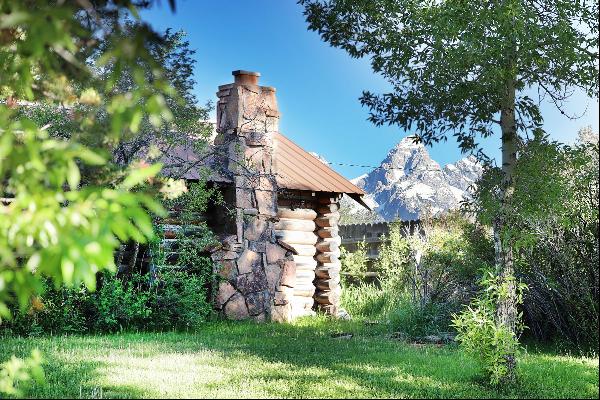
142,0 -> 599,179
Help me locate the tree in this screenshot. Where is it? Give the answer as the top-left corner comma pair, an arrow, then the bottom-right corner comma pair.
473,129 -> 599,349
0,0 -> 185,393
300,0 -> 598,383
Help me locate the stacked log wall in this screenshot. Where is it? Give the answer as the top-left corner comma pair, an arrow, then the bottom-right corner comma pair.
275,196 -> 319,318
313,194 -> 342,315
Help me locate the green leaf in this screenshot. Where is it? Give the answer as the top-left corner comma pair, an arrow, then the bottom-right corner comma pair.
121,163 -> 162,190
67,159 -> 80,190
77,148 -> 106,165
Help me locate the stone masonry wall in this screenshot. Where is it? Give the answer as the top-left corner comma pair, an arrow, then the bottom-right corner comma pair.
211,71 -> 296,322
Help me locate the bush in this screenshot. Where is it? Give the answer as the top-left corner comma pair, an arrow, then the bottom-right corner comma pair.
2,269 -> 213,335
144,269 -> 213,330
389,299 -> 457,338
93,273 -> 152,332
339,240 -> 369,286
340,214 -> 494,339
452,271 -> 527,386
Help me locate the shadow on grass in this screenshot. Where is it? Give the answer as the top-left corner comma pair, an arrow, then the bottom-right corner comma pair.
2,320 -> 598,399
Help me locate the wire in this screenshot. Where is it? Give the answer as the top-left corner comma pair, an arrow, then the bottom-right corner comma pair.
319,160 -> 455,173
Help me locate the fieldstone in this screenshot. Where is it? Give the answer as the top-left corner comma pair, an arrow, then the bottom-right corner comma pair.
265,263 -> 282,292
256,176 -> 276,192
235,187 -> 255,209
237,249 -> 261,275
279,259 -> 296,287
276,239 -> 298,255
266,242 -> 287,264
253,312 -> 267,323
331,333 -> 353,340
273,290 -> 289,306
235,268 -> 267,295
271,304 -> 291,323
246,291 -> 267,316
216,260 -> 236,279
244,216 -> 267,241
224,293 -> 249,320
255,190 -> 277,217
220,235 -> 240,251
245,132 -> 268,146
243,208 -> 259,216
215,281 -> 236,309
247,240 -> 266,253
211,250 -> 238,261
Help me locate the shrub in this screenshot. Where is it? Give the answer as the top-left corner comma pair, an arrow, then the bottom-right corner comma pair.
145,269 -> 213,330
2,269 -> 213,335
340,240 -> 369,286
389,299 -> 457,338
94,273 -> 152,332
340,214 -> 494,339
452,271 -> 527,385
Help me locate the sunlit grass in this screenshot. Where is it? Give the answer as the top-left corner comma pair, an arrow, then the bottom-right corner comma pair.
1,317 -> 598,399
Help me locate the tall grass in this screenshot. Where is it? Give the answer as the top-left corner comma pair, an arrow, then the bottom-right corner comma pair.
341,282 -> 456,337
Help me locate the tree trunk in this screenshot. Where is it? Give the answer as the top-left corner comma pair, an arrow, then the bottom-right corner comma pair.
495,75 -> 518,382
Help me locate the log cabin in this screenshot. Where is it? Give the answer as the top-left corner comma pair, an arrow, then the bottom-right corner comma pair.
157,70 -> 369,322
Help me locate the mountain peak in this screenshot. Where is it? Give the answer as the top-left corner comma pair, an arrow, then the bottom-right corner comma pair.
352,140 -> 483,221
396,135 -> 424,148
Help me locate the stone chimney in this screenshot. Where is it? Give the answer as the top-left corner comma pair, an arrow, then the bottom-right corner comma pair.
212,70 -> 295,322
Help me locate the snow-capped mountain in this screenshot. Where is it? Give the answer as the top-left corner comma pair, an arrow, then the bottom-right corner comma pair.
352,137 -> 483,221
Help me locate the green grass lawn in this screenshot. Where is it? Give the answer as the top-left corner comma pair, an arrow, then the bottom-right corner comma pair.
1,317 -> 598,399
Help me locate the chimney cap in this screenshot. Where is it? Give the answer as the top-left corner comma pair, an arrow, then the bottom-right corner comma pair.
232,70 -> 261,86
232,70 -> 261,77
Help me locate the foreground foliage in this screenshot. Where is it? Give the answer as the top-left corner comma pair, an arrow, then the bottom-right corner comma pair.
0,0 -> 194,393
0,319 -> 597,399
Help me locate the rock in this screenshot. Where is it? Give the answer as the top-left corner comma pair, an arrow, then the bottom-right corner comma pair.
224,293 -> 249,320
265,263 -> 282,292
235,268 -> 267,295
211,250 -> 238,261
216,260 -> 236,279
390,331 -> 409,341
252,312 -> 267,322
235,187 -> 255,210
270,303 -> 291,323
215,281 -> 237,308
247,240 -> 266,253
245,291 -> 267,316
337,308 -> 352,320
279,259 -> 296,287
276,239 -> 298,255
244,217 -> 267,241
273,290 -> 289,306
220,235 -> 240,251
412,334 -> 455,344
266,242 -> 287,264
331,333 -> 353,339
237,249 -> 261,274
255,190 -> 277,217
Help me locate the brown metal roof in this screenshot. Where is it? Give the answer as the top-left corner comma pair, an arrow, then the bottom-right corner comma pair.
274,133 -> 365,196
156,132 -> 368,208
